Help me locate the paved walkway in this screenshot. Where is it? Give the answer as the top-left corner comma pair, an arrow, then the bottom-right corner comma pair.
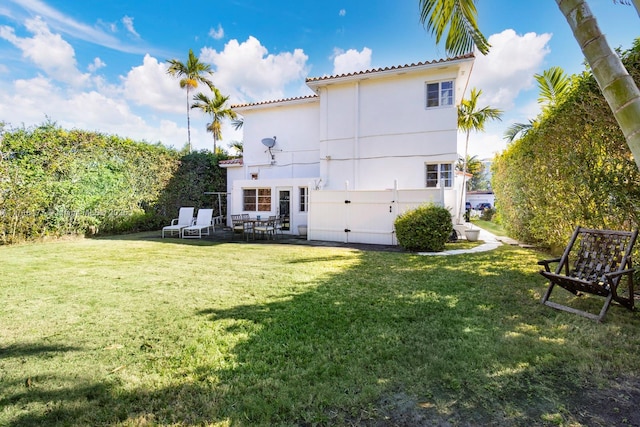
417,227 -> 502,256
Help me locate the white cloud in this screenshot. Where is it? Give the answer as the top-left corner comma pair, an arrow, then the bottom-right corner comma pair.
6,0 -> 148,54
339,9 -> 346,17
88,57 -> 106,72
461,29 -> 552,159
200,36 -> 309,103
0,16 -> 89,86
468,29 -> 552,110
121,15 -> 139,38
122,54 -> 184,114
209,24 -> 224,40
332,47 -> 372,75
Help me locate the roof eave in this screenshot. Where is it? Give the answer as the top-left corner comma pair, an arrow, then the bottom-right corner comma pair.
306,54 -> 475,91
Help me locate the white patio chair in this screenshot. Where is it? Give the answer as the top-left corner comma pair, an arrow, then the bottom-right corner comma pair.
162,207 -> 195,238
181,209 -> 214,239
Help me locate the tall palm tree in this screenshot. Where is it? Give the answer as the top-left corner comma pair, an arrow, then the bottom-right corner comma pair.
166,49 -> 214,152
418,0 -> 640,171
458,88 -> 502,222
191,88 -> 237,153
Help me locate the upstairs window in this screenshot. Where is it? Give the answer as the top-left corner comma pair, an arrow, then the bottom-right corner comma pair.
425,163 -> 453,188
426,81 -> 454,108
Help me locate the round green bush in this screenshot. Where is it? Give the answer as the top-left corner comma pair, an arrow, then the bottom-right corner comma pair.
394,204 -> 453,252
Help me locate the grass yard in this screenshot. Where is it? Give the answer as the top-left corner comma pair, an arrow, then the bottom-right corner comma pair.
1,233 -> 640,426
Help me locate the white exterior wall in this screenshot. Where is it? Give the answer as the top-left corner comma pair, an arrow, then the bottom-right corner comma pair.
307,188 -> 459,245
317,68 -> 463,191
227,56 -> 474,242
240,99 -> 320,181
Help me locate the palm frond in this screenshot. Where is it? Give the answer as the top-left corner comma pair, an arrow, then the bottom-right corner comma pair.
419,0 -> 489,56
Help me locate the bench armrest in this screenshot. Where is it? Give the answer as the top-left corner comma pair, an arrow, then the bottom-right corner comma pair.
604,268 -> 635,280
538,257 -> 562,272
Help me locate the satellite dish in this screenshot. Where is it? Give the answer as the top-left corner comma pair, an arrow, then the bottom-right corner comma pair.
261,137 -> 276,148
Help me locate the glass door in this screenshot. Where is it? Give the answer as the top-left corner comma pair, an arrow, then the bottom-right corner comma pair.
277,188 -> 291,231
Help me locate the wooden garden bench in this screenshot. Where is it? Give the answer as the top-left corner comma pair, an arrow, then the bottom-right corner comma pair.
538,226 -> 638,322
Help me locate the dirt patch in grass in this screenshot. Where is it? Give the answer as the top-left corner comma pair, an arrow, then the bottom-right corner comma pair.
351,377 -> 640,426
568,376 -> 640,426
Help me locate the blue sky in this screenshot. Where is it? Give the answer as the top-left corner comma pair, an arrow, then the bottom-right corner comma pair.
0,0 -> 637,158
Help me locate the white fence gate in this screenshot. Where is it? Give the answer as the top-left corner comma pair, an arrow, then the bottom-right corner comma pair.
307,188 -> 456,245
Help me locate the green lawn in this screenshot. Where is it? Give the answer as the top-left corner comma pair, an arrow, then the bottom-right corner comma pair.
1,233 -> 639,426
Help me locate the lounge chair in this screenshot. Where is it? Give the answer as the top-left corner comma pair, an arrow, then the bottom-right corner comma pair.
182,209 -> 214,239
162,207 -> 195,238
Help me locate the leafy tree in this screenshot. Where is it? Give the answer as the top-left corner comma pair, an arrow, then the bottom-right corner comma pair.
418,0 -> 640,171
191,88 -> 237,153
166,49 -> 214,153
457,88 -> 502,221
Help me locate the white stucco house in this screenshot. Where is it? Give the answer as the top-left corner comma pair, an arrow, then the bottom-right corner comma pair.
221,53 -> 474,245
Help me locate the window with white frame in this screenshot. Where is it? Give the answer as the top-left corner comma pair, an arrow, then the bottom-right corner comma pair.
299,187 -> 308,212
425,163 -> 453,188
426,80 -> 454,108
243,188 -> 271,211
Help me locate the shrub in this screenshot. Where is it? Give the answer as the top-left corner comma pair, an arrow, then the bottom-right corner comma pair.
394,204 -> 453,252
480,208 -> 496,221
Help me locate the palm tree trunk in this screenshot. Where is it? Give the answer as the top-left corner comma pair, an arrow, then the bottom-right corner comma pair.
186,87 -> 192,153
556,0 -> 640,171
458,131 -> 470,224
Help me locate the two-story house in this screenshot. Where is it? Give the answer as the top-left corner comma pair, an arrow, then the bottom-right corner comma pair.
221,53 -> 474,245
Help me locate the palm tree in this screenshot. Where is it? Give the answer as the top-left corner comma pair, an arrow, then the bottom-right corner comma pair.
191,88 -> 237,153
535,66 -> 572,108
418,0 -> 640,171
456,154 -> 486,190
503,120 -> 536,143
458,88 -> 502,222
504,67 -> 571,142
231,117 -> 244,131
229,141 -> 243,156
166,49 -> 214,152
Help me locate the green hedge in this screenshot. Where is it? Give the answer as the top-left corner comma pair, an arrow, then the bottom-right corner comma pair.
492,39 -> 640,251
0,122 -> 229,244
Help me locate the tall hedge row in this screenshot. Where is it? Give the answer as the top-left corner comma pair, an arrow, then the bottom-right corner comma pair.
0,122 -> 228,244
492,40 -> 640,251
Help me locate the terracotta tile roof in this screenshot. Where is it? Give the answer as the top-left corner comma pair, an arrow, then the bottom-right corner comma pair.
231,94 -> 318,109
219,158 -> 243,166
306,53 -> 474,83
231,53 -> 473,110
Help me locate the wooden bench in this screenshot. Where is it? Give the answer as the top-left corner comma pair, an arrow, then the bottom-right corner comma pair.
538,226 -> 638,322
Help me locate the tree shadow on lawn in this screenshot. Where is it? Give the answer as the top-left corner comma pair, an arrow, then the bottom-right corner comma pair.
4,248 -> 640,426
191,249 -> 640,425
